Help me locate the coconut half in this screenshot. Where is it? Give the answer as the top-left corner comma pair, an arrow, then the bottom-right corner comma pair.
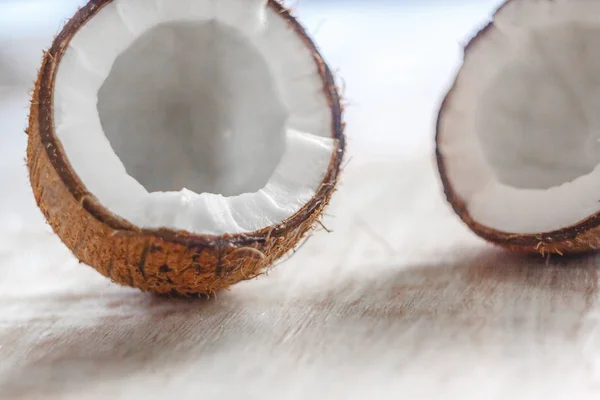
26,0 -> 345,295
436,0 -> 600,255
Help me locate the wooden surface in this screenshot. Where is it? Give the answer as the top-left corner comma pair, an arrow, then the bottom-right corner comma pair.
3,1 -> 600,399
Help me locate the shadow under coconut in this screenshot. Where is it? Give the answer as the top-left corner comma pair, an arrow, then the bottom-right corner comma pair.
304,248 -> 599,322
1,247 -> 599,397
0,294 -> 227,397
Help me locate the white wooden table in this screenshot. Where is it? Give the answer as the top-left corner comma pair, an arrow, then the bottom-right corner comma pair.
4,1 -> 600,399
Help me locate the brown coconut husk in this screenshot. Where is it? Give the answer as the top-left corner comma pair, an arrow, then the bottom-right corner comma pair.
435,0 -> 600,256
26,0 -> 346,296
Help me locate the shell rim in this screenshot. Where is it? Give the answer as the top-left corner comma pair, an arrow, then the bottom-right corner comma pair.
35,0 -> 346,249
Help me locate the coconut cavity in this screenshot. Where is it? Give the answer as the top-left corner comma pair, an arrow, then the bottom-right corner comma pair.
53,0 -> 335,235
438,0 -> 600,234
476,25 -> 600,191
98,21 -> 287,196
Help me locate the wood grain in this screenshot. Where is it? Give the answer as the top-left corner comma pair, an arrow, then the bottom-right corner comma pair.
2,155 -> 600,399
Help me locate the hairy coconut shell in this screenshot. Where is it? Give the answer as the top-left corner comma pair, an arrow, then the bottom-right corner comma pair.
435,0 -> 600,256
26,0 -> 346,296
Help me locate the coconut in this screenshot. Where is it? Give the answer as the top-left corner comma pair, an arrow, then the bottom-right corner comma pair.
436,0 -> 600,255
26,0 -> 345,295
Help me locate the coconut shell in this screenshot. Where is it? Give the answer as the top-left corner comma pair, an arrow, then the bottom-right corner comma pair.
26,0 -> 346,296
437,144 -> 600,256
435,0 -> 600,256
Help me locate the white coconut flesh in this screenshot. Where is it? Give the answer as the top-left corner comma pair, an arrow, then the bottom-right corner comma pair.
438,0 -> 600,235
53,0 -> 336,236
